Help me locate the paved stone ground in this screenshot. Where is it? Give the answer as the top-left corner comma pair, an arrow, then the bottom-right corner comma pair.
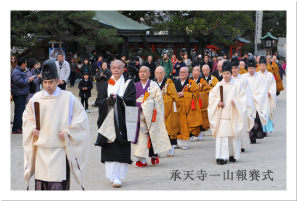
10,77 -> 286,190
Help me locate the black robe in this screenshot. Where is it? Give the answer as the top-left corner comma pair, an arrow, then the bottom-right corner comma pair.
202,74 -> 212,84
174,78 -> 189,93
95,78 -> 136,164
211,70 -> 223,81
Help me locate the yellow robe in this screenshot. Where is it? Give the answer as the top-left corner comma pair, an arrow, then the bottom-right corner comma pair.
197,78 -> 212,130
177,79 -> 203,140
266,62 -> 284,93
256,64 -> 260,72
210,75 -> 219,88
162,79 -> 180,140
239,67 -> 247,75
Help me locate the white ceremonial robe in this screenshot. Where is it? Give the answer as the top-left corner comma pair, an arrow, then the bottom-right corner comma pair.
258,70 -> 277,120
245,72 -> 269,126
23,87 -> 90,187
208,78 -> 247,160
233,73 -> 256,150
133,80 -> 171,160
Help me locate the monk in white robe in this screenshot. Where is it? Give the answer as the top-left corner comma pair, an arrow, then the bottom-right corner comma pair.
208,61 -> 247,165
244,55 -> 269,144
257,56 -> 276,133
23,59 -> 90,190
231,56 -> 256,152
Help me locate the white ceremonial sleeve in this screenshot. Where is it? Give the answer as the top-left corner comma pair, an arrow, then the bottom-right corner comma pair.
245,82 -> 256,131
267,74 -> 277,120
231,85 -> 247,139
22,98 -> 37,183
62,97 -> 90,188
207,84 -> 221,138
252,77 -> 269,126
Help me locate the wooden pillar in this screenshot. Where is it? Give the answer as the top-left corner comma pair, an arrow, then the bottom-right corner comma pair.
152,43 -> 156,53
51,40 -> 54,48
194,44 -> 198,52
174,45 -> 177,55
230,46 -> 232,58
59,41 -> 61,48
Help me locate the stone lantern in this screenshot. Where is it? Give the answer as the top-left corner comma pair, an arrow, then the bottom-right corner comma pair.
260,32 -> 278,57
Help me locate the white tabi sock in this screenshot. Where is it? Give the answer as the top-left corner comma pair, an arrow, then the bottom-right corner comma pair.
168,145 -> 175,155
198,132 -> 205,140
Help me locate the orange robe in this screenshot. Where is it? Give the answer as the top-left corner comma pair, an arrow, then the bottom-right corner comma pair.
162,79 -> 180,140
266,62 -> 284,93
196,78 -> 212,130
239,67 -> 247,75
209,75 -> 219,88
175,79 -> 203,140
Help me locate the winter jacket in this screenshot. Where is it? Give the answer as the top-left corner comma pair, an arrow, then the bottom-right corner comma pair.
174,62 -> 186,77
80,64 -> 92,77
143,61 -> 157,80
91,61 -> 102,76
94,68 -> 111,91
70,62 -> 78,73
11,65 -> 30,96
78,79 -> 93,98
55,60 -> 70,83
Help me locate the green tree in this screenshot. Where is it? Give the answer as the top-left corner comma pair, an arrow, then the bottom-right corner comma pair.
262,11 -> 286,38
153,11 -> 254,58
11,11 -> 123,58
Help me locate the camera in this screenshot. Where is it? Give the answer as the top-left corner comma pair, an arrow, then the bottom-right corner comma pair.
127,61 -> 139,80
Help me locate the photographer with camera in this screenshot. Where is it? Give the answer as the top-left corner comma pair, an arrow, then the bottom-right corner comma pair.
26,58 -> 42,104
192,52 -> 202,69
128,56 -> 142,82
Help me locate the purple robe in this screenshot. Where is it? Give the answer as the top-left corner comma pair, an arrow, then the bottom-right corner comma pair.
133,80 -> 150,144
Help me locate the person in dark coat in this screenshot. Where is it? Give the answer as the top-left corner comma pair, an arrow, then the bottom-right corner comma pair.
92,61 -> 112,107
143,55 -> 156,80
11,58 -> 35,134
94,60 -> 136,188
78,72 -> 93,113
69,58 -> 78,87
211,60 -> 223,81
201,55 -> 213,73
26,58 -> 42,104
91,55 -> 103,76
80,58 -> 93,80
174,56 -> 186,78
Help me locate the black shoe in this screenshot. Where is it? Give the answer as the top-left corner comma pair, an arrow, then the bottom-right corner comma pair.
11,121 -> 13,124
251,139 -> 256,144
241,148 -> 245,152
229,156 -> 236,162
216,158 -> 227,165
92,104 -> 98,107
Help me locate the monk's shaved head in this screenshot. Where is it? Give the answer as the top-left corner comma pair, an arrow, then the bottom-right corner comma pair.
180,67 -> 189,73
140,66 -> 150,73
155,66 -> 166,82
155,66 -> 165,73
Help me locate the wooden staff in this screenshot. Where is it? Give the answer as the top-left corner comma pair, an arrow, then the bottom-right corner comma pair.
34,102 -> 40,131
219,85 -> 223,103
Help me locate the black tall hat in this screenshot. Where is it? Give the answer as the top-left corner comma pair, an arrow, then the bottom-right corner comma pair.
222,61 -> 232,73
27,58 -> 37,69
247,55 -> 256,67
231,56 -> 239,66
42,59 -> 58,80
259,55 -> 267,64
